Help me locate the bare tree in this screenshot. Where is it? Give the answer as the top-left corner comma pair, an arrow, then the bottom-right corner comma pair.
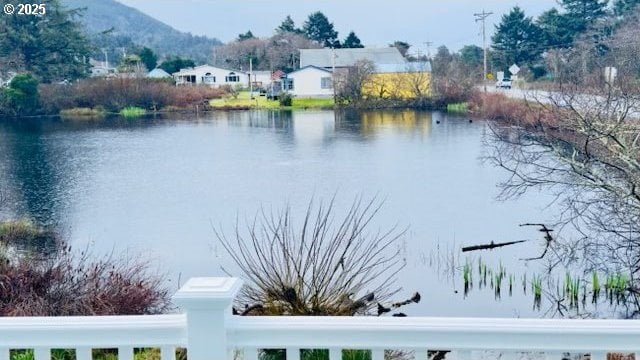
482,73 -> 640,315
399,62 -> 432,99
214,33 -> 320,72
266,32 -> 321,71
214,196 -> 408,316
214,38 -> 268,71
336,60 -> 375,104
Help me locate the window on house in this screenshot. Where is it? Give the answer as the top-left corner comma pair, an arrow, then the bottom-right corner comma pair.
225,72 -> 240,82
321,77 -> 332,89
203,73 -> 216,84
284,78 -> 294,90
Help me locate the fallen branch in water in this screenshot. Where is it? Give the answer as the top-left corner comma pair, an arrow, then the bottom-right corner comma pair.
461,240 -> 528,252
519,223 -> 554,261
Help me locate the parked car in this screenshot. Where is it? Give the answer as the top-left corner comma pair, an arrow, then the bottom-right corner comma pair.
496,79 -> 512,89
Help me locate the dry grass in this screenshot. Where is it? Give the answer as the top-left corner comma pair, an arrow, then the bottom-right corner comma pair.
468,92 -> 559,129
0,219 -> 59,250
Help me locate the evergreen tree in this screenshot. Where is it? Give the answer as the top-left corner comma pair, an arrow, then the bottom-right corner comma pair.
343,31 -> 364,48
159,57 -> 196,74
0,0 -> 90,83
303,11 -> 339,47
237,31 -> 255,41
491,7 -> 544,71
459,45 -> 483,69
559,0 -> 609,33
613,0 -> 640,16
1,74 -> 39,116
537,8 -> 574,48
139,47 -> 158,71
390,41 -> 411,58
276,15 -> 300,33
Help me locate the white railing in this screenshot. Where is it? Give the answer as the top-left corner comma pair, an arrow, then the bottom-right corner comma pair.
2,277 -> 640,360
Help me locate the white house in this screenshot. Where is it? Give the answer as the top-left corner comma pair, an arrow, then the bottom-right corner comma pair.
283,65 -> 333,98
249,71 -> 274,88
173,65 -> 248,88
89,59 -> 116,78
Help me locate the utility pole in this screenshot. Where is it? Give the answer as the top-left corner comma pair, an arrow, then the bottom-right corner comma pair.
331,47 -> 337,102
249,57 -> 253,100
474,10 -> 493,92
423,41 -> 433,61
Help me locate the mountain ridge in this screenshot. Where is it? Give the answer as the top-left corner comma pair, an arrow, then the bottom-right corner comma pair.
61,0 -> 220,64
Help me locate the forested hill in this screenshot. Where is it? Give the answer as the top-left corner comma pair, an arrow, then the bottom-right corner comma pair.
61,0 -> 221,64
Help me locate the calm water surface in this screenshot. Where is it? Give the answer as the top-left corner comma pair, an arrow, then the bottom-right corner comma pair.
0,110 -> 561,317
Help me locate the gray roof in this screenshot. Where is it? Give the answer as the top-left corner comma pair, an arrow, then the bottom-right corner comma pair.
375,62 -> 432,73
287,65 -> 333,76
300,47 -> 407,68
147,68 -> 171,78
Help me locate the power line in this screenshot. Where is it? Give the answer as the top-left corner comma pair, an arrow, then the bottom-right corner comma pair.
474,10 -> 493,92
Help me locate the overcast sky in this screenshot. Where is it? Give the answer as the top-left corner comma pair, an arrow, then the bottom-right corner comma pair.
116,0 -> 557,53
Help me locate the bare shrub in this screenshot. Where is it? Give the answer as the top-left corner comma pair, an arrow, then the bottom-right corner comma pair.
215,196 -> 407,316
481,78 -> 640,316
39,79 -> 226,114
336,60 -> 375,104
0,240 -> 170,316
468,92 -> 559,128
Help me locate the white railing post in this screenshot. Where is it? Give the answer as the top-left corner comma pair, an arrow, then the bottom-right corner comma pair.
173,277 -> 243,360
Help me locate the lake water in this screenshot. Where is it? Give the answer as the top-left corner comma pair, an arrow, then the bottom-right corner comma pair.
0,110 -> 566,317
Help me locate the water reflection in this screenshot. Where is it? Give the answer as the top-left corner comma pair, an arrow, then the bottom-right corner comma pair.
0,123 -> 69,226
334,109 -> 433,138
0,110 -> 562,317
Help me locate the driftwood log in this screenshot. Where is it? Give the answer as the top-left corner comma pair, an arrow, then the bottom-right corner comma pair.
462,240 -> 527,252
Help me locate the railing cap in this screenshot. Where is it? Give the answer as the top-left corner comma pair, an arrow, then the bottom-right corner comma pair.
172,277 -> 243,310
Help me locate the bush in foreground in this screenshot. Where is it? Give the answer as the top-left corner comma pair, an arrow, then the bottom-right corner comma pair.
0,220 -> 170,316
215,196 -> 411,316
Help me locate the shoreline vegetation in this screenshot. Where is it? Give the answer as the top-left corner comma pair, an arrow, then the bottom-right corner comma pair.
0,76 -> 469,120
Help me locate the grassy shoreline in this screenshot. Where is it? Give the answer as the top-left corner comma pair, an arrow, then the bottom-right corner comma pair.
7,90 -> 468,120
210,92 -> 336,110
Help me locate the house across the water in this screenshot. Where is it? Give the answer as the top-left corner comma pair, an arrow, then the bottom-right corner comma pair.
300,47 -> 407,70
173,65 -> 249,88
282,66 -> 334,98
89,59 -> 117,78
363,61 -> 432,99
294,47 -> 432,99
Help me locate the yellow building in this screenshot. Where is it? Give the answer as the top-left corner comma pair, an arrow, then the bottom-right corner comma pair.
362,62 -> 432,99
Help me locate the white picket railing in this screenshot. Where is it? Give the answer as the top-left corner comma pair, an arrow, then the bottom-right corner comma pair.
2,277 -> 640,360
